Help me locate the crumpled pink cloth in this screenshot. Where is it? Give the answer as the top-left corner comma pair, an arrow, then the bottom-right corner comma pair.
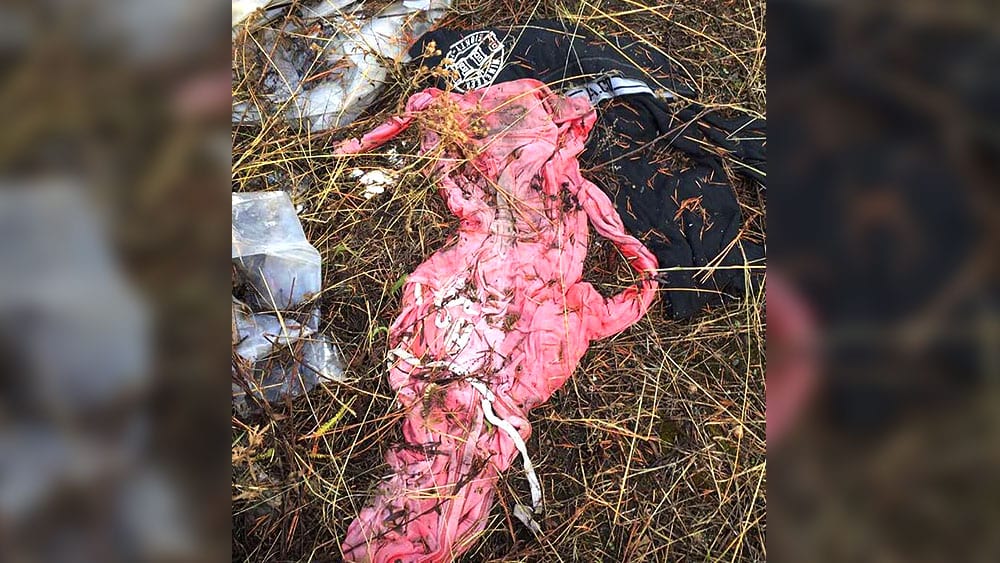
337,79 -> 658,562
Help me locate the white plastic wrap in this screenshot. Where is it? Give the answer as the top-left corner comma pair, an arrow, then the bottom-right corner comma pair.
232,0 -> 452,130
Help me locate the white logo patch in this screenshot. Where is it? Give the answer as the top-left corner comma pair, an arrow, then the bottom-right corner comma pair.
443,31 -> 506,92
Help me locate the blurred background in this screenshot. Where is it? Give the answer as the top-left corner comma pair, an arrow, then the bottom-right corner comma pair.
768,0 -> 999,560
0,0 -> 231,560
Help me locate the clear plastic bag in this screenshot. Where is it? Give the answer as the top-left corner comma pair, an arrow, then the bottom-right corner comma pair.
232,191 -> 322,310
232,302 -> 346,408
231,193 -> 345,410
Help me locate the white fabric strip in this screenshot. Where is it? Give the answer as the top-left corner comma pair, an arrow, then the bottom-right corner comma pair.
382,347 -> 545,531
564,75 -> 674,106
466,378 -> 544,533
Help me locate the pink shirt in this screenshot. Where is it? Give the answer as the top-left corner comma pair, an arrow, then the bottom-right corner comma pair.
339,79 -> 657,563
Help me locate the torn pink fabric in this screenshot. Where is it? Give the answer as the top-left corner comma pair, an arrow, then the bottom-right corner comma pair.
337,79 -> 658,562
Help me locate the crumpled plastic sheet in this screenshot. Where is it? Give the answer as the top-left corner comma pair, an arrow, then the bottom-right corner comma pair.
231,300 -> 346,406
233,305 -> 312,363
231,191 -> 345,409
232,0 -> 452,131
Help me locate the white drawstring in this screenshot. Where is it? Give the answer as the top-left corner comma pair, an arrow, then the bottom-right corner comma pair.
384,348 -> 544,533
466,378 -> 543,534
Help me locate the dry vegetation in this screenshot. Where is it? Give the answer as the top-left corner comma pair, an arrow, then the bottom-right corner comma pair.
232,0 -> 765,560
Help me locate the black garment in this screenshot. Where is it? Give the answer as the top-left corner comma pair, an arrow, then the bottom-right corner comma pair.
409,20 -> 766,318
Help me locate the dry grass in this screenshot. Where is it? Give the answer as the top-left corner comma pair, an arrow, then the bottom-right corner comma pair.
232,0 -> 765,560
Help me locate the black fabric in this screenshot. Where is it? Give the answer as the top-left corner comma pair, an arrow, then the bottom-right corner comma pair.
409,20 -> 766,318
